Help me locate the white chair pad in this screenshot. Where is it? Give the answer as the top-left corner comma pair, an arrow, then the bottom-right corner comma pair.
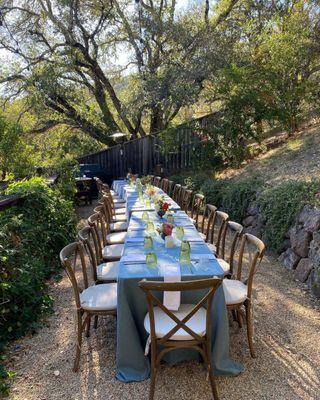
113,198 -> 125,204
114,203 -> 125,209
223,280 -> 247,305
80,283 -> 117,311
97,262 -> 119,281
199,232 -> 206,240
114,208 -> 126,215
106,231 -> 126,244
103,243 -> 124,260
112,214 -> 127,222
110,221 -> 128,232
217,258 -> 230,274
144,304 -> 207,341
207,243 -> 216,253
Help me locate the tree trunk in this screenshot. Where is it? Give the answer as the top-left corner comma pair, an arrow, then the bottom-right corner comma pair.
150,106 -> 164,133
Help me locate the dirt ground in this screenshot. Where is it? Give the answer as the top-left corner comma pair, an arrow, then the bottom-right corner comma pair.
5,202 -> 320,400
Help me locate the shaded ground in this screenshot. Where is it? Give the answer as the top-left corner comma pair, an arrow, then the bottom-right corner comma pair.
6,203 -> 320,400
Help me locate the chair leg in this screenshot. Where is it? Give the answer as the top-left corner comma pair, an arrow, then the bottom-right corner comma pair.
245,301 -> 256,358
94,315 -> 99,329
85,315 -> 91,338
73,312 -> 83,372
149,352 -> 157,400
206,346 -> 219,400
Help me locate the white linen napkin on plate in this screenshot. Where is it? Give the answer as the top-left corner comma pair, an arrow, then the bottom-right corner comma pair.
162,264 -> 181,311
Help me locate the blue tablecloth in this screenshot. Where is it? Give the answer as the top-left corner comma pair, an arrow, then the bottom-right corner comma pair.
115,209 -> 244,382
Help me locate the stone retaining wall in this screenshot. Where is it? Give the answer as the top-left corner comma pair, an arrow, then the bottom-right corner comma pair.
242,204 -> 320,298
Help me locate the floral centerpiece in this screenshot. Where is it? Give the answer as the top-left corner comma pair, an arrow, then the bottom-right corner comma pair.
146,186 -> 156,198
155,196 -> 170,218
157,222 -> 173,239
141,175 -> 152,186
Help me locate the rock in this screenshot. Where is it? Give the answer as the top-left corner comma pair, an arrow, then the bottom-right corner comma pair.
242,215 -> 256,227
308,269 -> 320,298
297,205 -> 320,233
53,370 -> 60,377
294,258 -> 314,282
247,203 -> 259,216
290,226 -> 311,258
279,238 -> 291,253
278,248 -> 301,270
308,231 -> 320,266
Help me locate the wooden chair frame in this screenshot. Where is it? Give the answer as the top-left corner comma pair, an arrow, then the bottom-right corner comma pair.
180,187 -> 193,212
153,176 -> 162,187
200,204 -> 217,241
167,180 -> 174,197
219,221 -> 243,275
60,242 -> 116,372
139,278 -> 222,400
207,210 -> 229,256
190,193 -> 205,228
227,233 -> 265,357
161,178 -> 169,193
172,183 -> 182,204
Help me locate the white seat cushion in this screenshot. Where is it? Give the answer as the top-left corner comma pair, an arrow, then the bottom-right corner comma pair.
207,243 -> 216,253
103,243 -> 124,260
223,280 -> 247,305
144,304 -> 207,341
113,198 -> 125,204
112,214 -> 127,222
217,258 -> 230,274
80,283 -> 117,311
114,208 -> 126,215
110,221 -> 128,232
114,203 -> 125,209
97,262 -> 119,281
106,231 -> 126,244
199,232 -> 206,240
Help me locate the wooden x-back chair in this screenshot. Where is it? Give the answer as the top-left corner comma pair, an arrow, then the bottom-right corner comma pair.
190,193 -> 205,228
200,204 -> 217,241
153,176 -> 162,187
139,278 -> 222,400
167,180 -> 174,197
218,221 -> 243,276
172,183 -> 182,204
60,242 -> 117,372
223,233 -> 265,357
207,210 -> 229,256
180,187 -> 193,212
161,178 -> 169,193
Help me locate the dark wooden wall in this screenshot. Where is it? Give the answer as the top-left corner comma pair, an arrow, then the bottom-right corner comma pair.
78,126 -> 200,179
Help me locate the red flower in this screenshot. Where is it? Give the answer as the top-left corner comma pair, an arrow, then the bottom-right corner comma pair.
162,202 -> 169,211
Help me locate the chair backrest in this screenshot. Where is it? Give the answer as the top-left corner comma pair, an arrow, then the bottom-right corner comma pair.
191,193 -> 205,227
207,210 -> 229,255
167,180 -> 174,197
78,226 -> 100,282
180,188 -> 193,212
172,184 -> 182,203
234,233 -> 265,298
139,278 -> 222,345
220,221 -> 243,274
161,178 -> 169,193
88,211 -> 107,250
153,176 -> 162,187
201,204 -> 217,239
60,242 -> 89,309
94,177 -> 103,193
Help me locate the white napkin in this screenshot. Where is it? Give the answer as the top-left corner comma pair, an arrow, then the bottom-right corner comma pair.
121,254 -> 146,263
162,264 -> 181,311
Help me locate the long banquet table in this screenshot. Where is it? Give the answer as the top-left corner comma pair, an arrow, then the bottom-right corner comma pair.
112,180 -> 244,382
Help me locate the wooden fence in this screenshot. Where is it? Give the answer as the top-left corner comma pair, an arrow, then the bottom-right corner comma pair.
78,126 -> 201,180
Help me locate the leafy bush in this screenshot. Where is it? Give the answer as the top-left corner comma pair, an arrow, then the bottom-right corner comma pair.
0,177 -> 76,393
169,172 -> 212,192
259,180 -> 320,251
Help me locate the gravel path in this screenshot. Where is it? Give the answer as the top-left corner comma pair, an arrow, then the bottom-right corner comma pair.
6,203 -> 320,400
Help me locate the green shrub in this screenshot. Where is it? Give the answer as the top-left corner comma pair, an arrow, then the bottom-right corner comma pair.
259,180 -> 320,251
0,177 -> 76,393
200,179 -> 226,207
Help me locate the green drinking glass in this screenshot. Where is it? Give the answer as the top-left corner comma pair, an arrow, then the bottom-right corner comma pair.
144,236 -> 153,249
142,211 -> 149,222
176,226 -> 185,240
146,252 -> 157,268
146,221 -> 155,233
167,214 -> 174,224
179,240 -> 191,265
145,199 -> 151,208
